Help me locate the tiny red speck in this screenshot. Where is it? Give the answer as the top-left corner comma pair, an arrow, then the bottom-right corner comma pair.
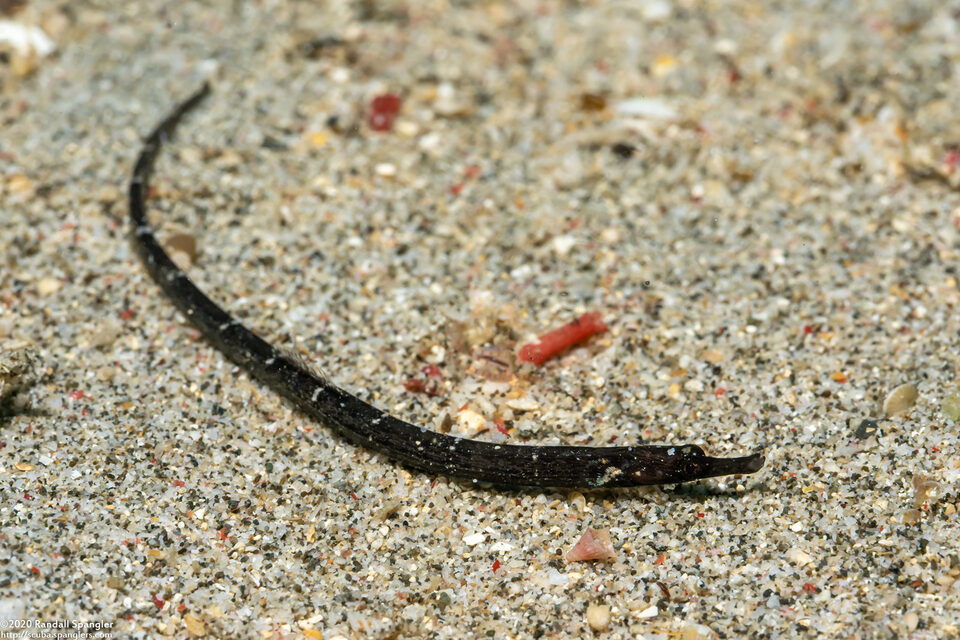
714,387 -> 726,397
404,378 -> 426,394
68,390 -> 84,400
654,554 -> 666,565
23,493 -> 31,500
120,309 -> 135,320
492,559 -> 501,572
152,594 -> 165,609
696,511 -> 705,518
931,446 -> 941,453
495,419 -> 509,436
945,149 -> 960,173
421,364 -> 442,378
173,479 -> 185,487
802,582 -> 817,593
350,492 -> 359,501
369,94 -> 401,132
177,603 -> 186,613
803,324 -> 814,334
450,182 -> 464,196
30,566 -> 39,575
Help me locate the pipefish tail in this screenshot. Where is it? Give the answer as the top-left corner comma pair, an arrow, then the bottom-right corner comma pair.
128,83 -> 765,489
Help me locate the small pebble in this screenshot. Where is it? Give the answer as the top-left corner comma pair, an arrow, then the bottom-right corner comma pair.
902,509 -> 921,525
883,383 -> 918,416
95,366 -> 118,382
463,532 -> 485,546
164,233 -> 198,265
912,474 -> 940,508
942,391 -> 960,421
682,624 -> 709,640
456,408 -> 486,436
566,528 -> 616,562
6,172 -> 33,193
183,613 -> 206,637
701,348 -> 724,363
615,97 -> 678,120
903,612 -> 919,632
306,131 -> 327,147
88,322 -> 121,349
37,277 -> 61,295
580,93 -> 606,111
786,547 -> 812,565
586,604 -> 610,631
635,605 -> 658,619
506,398 -> 539,412
854,419 -> 878,439
375,162 -> 397,177
433,82 -> 469,117
641,0 -> 672,21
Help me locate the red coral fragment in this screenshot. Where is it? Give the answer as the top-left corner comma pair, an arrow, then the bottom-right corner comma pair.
518,312 -> 608,366
151,594 -> 165,610
565,527 -> 616,563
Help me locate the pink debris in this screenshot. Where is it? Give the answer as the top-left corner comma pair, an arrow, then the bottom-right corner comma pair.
565,527 -> 616,563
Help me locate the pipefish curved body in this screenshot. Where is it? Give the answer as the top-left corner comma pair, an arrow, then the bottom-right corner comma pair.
128,83 -> 764,489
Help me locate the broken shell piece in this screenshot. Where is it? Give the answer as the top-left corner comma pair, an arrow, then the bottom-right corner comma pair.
883,383 -> 918,416
565,527 -> 616,562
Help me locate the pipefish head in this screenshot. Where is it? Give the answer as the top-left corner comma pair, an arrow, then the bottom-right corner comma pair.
625,445 -> 765,485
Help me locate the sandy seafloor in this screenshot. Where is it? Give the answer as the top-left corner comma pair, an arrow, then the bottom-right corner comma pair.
3,0 -> 960,638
